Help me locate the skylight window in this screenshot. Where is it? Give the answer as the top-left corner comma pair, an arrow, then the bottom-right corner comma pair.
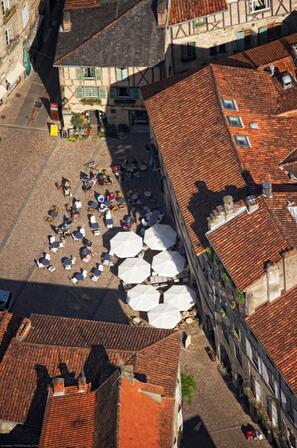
234,135 -> 250,148
222,98 -> 237,110
227,116 -> 243,127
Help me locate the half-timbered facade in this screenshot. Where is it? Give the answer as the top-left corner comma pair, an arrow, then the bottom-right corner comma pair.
54,0 -> 166,127
166,0 -> 297,73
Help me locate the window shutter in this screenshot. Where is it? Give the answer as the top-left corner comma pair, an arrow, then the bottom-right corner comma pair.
98,87 -> 106,99
122,68 -> 128,79
245,338 -> 252,360
95,68 -> 102,80
110,87 -> 117,99
235,31 -> 245,51
75,87 -> 83,98
130,88 -> 139,99
273,378 -> 279,399
115,68 -> 122,81
281,390 -> 287,409
76,68 -> 83,80
258,26 -> 268,44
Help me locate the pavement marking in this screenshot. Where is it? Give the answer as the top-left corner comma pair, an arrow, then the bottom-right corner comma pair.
0,138 -> 60,253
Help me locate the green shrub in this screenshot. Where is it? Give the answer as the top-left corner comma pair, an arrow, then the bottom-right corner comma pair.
181,373 -> 197,405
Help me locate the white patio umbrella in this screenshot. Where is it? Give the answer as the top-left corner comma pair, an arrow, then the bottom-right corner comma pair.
164,285 -> 196,311
127,284 -> 160,311
152,251 -> 186,277
118,258 -> 150,284
144,223 -> 177,251
148,303 -> 181,329
110,231 -> 143,258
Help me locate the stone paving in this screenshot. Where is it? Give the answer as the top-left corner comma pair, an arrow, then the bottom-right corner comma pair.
0,128 -> 161,322
181,326 -> 271,448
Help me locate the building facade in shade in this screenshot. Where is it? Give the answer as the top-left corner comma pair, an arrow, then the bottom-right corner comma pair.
0,0 -> 39,105
143,34 -> 297,446
166,0 -> 297,74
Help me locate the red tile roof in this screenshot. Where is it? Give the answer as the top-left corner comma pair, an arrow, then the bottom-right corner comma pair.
0,315 -> 181,432
0,311 -> 23,359
207,197 -> 289,290
40,373 -> 175,448
169,0 -> 227,25
25,314 -> 174,350
39,384 -> 96,448
0,341 -> 104,426
246,286 -> 297,393
118,377 -> 174,448
144,65 -> 247,254
144,40 -> 297,289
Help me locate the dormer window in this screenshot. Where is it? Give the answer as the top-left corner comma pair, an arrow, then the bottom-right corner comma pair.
222,98 -> 237,110
234,135 -> 250,148
227,116 -> 243,127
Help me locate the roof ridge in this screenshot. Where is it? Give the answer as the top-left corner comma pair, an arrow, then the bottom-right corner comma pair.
55,0 -> 144,64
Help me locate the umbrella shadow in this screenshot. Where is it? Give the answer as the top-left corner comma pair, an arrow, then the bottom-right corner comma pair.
102,227 -> 123,251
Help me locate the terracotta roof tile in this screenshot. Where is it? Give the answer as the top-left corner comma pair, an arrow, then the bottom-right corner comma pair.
26,314 -> 174,350
0,341 -> 106,426
207,197 -> 289,290
0,312 -> 22,359
246,286 -> 297,393
39,385 -> 96,448
144,44 -> 297,278
169,0 -> 227,25
0,315 -> 181,432
119,377 -> 174,448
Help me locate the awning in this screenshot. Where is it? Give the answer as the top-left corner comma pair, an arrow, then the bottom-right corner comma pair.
0,85 -> 7,100
6,62 -> 24,85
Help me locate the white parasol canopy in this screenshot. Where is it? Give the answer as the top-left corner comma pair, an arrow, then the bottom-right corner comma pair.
127,284 -> 160,311
144,223 -> 177,251
110,231 -> 143,258
118,258 -> 150,284
148,303 -> 181,329
164,285 -> 196,311
152,251 -> 186,277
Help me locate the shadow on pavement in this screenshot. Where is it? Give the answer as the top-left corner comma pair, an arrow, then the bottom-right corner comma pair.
0,277 -> 127,324
181,415 -> 217,448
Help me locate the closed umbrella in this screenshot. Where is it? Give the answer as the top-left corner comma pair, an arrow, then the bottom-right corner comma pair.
110,231 -> 143,258
164,285 -> 196,311
144,223 -> 177,251
148,303 -> 181,329
152,251 -> 185,277
127,284 -> 160,311
118,258 -> 150,284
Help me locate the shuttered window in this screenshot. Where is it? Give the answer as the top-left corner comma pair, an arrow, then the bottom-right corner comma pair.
245,338 -> 252,360
75,87 -> 106,99
258,26 -> 268,45
235,31 -> 245,52
115,67 -> 128,81
76,68 -> 83,80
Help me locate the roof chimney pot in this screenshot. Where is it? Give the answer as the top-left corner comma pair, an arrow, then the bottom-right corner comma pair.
262,181 -> 272,198
52,377 -> 65,396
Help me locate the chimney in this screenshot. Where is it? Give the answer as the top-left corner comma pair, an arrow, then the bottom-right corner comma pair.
223,195 -> 234,219
245,195 -> 259,213
262,181 -> 272,198
157,0 -> 167,27
78,370 -> 87,393
52,377 -> 65,396
16,318 -> 32,341
62,11 -> 71,32
121,365 -> 134,383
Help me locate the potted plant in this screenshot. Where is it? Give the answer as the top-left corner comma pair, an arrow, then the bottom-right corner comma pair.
231,328 -> 239,339
220,307 -> 227,318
